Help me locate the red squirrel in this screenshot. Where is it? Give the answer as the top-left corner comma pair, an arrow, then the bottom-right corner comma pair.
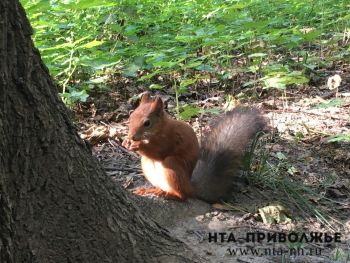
122,93 -> 267,202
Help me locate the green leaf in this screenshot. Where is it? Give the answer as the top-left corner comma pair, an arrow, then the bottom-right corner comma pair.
181,61 -> 202,69
122,64 -> 140,77
200,108 -> 221,115
124,25 -> 138,36
60,0 -> 118,9
262,76 -> 287,89
88,76 -> 109,84
276,152 -> 287,160
149,84 -> 163,90
195,64 -> 214,72
41,36 -> 90,51
152,60 -> 177,68
180,78 -> 196,88
26,0 -> 50,13
138,70 -> 161,81
248,53 -> 267,58
302,30 -> 321,42
328,134 -> 350,143
179,104 -> 200,121
80,40 -> 104,49
313,99 -> 346,109
261,71 -> 308,89
80,57 -> 121,70
61,89 -> 89,104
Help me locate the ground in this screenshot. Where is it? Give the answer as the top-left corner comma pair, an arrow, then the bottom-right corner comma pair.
75,74 -> 349,262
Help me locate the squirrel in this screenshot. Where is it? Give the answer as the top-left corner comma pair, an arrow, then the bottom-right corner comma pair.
122,92 -> 267,202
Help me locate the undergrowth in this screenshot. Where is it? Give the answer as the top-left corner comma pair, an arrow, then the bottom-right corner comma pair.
247,134 -> 345,232
22,0 -> 350,107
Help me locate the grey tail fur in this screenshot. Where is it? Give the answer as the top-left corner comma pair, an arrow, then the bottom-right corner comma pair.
191,107 -> 267,202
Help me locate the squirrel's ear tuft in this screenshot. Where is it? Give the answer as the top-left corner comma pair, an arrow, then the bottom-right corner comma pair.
152,96 -> 164,114
140,92 -> 151,104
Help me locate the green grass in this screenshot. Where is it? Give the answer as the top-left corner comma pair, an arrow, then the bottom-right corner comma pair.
248,138 -> 345,231
21,0 -> 350,106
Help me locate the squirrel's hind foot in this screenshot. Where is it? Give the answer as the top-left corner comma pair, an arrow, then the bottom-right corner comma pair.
133,187 -> 186,201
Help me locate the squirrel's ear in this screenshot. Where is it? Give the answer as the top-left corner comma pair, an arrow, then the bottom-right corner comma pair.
152,96 -> 164,114
140,92 -> 151,104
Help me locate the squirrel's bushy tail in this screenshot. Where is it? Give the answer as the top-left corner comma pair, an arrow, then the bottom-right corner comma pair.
191,107 -> 267,202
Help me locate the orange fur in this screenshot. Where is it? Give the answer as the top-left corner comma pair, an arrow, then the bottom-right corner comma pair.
124,93 -> 199,201
140,156 -> 193,200
123,93 -> 268,202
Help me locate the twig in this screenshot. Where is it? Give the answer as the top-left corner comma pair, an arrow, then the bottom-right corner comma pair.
105,167 -> 141,173
108,138 -> 139,158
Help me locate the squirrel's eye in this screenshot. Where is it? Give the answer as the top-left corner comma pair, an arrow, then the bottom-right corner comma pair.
143,119 -> 151,127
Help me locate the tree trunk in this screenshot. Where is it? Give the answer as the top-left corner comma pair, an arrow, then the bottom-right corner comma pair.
0,1 -> 199,262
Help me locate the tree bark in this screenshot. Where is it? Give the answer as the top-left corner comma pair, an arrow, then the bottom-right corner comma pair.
0,1 -> 200,262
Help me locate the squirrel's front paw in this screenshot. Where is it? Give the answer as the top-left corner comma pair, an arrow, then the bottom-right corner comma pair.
122,138 -> 140,151
129,141 -> 141,151
122,138 -> 131,148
